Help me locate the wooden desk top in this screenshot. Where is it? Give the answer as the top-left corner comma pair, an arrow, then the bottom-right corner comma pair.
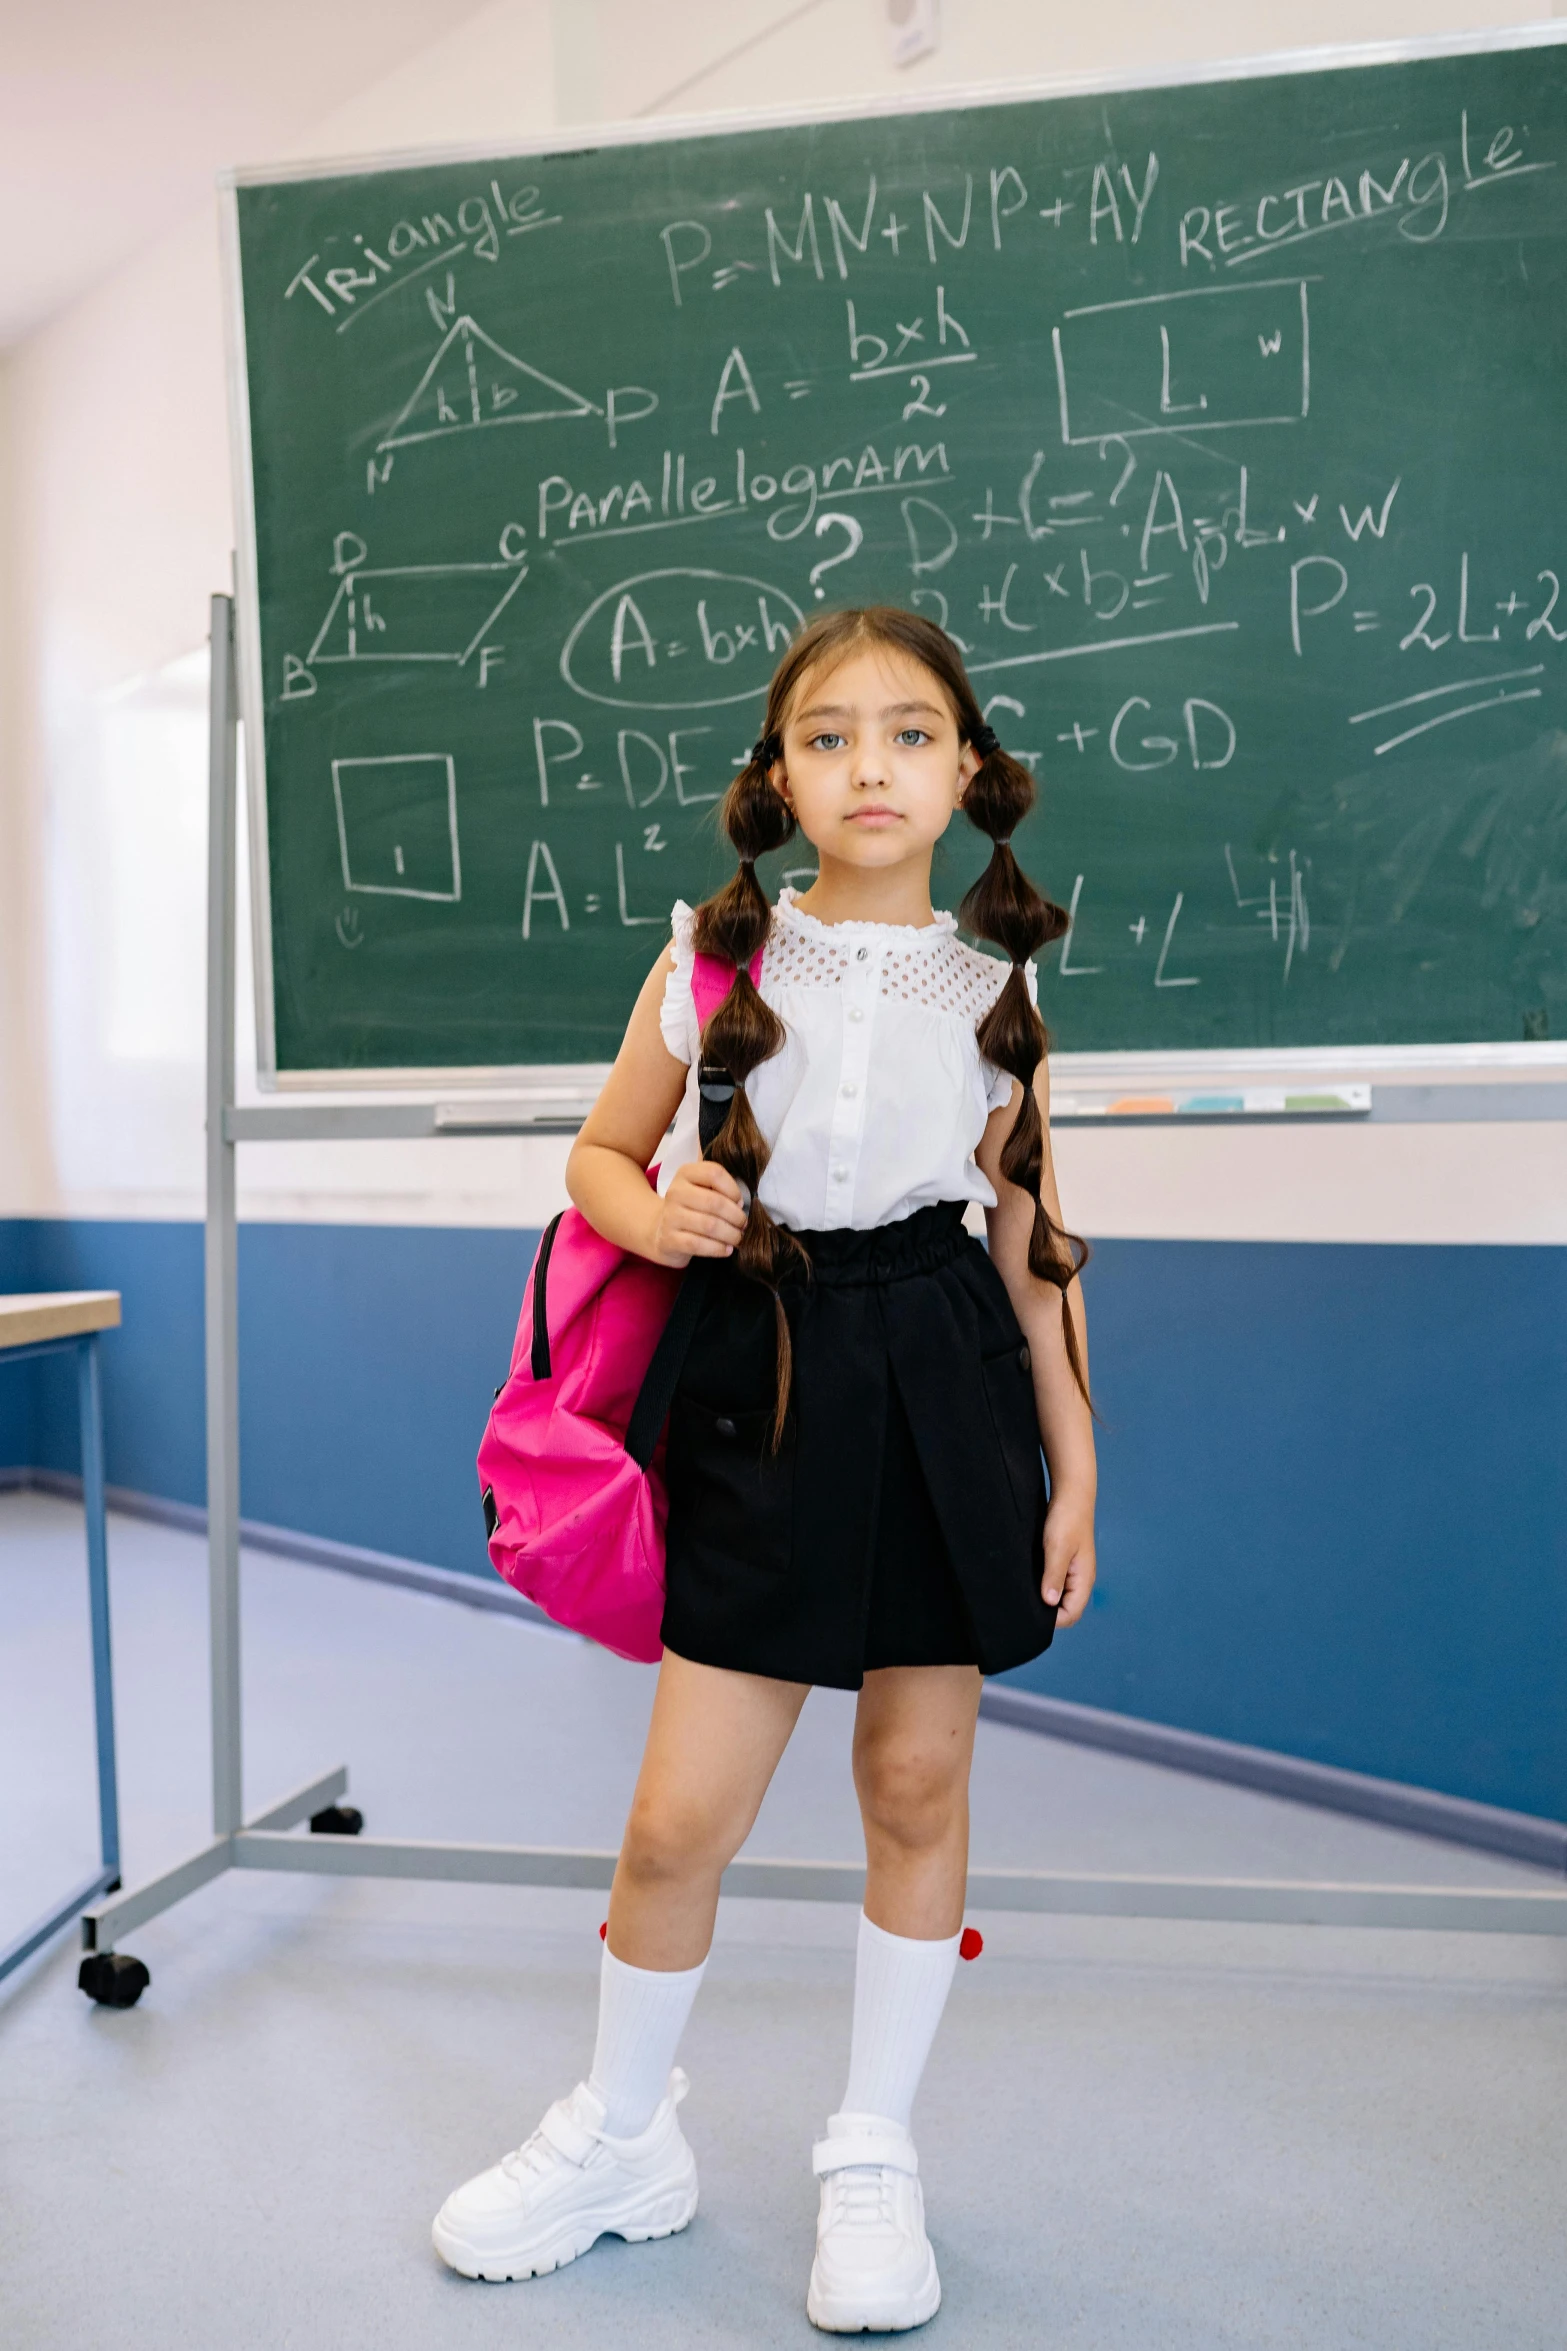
0,1292 -> 122,1349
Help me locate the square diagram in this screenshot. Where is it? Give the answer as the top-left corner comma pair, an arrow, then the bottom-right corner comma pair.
332,754 -> 461,902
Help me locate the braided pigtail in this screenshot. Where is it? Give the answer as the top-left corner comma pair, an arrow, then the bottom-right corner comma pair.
960,724 -> 1094,1409
690,731 -> 805,1449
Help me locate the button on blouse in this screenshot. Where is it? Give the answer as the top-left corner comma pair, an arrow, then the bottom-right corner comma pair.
657,887 -> 1038,1233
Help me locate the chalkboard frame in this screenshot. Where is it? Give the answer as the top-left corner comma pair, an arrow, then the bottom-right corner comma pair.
220,20 -> 1567,1094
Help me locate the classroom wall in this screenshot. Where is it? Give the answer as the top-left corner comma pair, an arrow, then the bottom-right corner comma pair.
2,0 -> 1563,1234
0,1221 -> 34,1469
1,4 -> 1563,1823
0,357 -> 45,1218
3,1212 -> 1562,1824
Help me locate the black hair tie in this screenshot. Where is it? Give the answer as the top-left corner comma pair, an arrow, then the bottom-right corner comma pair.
970,723 -> 1001,759
751,731 -> 781,766
697,1060 -> 737,1154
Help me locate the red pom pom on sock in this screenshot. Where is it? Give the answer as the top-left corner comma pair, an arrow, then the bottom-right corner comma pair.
959,1926 -> 983,1961
598,1921 -> 608,1941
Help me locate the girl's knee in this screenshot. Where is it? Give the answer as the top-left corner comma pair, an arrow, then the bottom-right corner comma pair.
621,1787 -> 739,1886
854,1732 -> 967,1847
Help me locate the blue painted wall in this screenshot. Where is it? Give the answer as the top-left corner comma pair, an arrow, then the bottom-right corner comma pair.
2,1217 -> 1562,1823
1034,1239 -> 1567,1828
0,1219 -> 37,1468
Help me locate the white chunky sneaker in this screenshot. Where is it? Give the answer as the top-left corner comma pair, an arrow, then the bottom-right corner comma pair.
431,2068 -> 698,2281
806,2111 -> 941,2334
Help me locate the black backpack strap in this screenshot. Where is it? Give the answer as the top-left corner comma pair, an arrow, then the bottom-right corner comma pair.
529,1212 -> 565,1380
624,1257 -> 714,1469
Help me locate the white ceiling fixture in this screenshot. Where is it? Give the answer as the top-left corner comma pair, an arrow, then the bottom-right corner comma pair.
884,0 -> 940,68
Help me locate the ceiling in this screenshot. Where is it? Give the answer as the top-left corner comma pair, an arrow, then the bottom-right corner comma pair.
0,0 -> 505,349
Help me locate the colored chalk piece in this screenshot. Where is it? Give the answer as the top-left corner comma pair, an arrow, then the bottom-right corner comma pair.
1178,1094 -> 1246,1114
1284,1092 -> 1352,1112
1107,1097 -> 1176,1116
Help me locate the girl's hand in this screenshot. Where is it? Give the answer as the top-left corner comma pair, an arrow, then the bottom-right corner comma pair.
651,1161 -> 749,1267
1043,1485 -> 1096,1628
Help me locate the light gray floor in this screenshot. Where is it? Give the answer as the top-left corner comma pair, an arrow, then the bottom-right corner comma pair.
2,1487 -> 1564,2349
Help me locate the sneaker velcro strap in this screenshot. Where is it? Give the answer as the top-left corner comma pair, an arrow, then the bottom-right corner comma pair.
812,2134 -> 919,2179
537,2099 -> 599,2166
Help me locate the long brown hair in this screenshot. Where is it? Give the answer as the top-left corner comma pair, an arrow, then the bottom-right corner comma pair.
693,606 -> 1092,1438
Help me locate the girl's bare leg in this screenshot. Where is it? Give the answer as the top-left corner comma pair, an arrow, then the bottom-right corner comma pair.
432,1658 -> 800,2275
608,1646 -> 810,1969
853,1665 -> 982,1939
804,1667 -> 977,2333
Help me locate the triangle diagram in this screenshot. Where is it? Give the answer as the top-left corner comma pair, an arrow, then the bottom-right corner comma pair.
378,317 -> 600,451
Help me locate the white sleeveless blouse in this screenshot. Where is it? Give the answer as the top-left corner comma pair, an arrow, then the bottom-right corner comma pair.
657,886 -> 1037,1233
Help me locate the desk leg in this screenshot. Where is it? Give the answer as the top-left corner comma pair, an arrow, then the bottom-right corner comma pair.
76,1335 -> 121,1886
0,1333 -> 122,1989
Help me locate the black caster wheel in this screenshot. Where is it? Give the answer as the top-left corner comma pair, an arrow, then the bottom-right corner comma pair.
79,1952 -> 151,2008
309,1803 -> 364,1836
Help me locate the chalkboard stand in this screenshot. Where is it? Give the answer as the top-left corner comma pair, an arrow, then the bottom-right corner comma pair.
77,593 -> 1566,1988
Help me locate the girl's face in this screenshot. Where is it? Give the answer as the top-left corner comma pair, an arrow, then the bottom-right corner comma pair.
775,644 -> 979,872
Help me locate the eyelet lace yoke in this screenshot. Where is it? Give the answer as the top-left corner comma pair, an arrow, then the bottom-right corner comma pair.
766,887 -> 1012,1021
659,889 -> 1036,1231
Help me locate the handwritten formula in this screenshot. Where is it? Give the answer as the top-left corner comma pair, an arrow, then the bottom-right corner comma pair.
235,44 -> 1567,1070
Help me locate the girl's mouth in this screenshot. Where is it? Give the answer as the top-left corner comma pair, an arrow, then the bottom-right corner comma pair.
847,808 -> 901,825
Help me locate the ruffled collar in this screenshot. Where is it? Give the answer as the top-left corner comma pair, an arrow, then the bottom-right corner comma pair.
774,884 -> 958,945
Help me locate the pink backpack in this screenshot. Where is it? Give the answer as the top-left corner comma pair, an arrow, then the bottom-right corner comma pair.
477,946 -> 761,1661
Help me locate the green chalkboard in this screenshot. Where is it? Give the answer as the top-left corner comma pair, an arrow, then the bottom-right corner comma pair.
228,34 -> 1567,1075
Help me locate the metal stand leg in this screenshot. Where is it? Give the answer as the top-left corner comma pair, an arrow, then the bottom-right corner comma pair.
77,1334 -> 121,1887
81,591 -> 357,2001
206,591 -> 243,1842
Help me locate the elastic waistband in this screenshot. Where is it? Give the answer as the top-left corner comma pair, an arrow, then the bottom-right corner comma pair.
780,1200 -> 970,1287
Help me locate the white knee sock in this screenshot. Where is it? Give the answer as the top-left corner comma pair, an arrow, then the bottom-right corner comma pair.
839,1911 -> 961,2131
587,1943 -> 707,2138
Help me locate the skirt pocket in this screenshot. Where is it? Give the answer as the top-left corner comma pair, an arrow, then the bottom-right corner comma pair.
666,1394 -> 795,1578
980,1340 -> 1044,1527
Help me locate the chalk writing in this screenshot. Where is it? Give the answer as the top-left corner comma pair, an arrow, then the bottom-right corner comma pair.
560,570 -> 803,710
235,44 -> 1567,1071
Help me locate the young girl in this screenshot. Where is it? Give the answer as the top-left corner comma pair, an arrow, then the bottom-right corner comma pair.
433,607 -> 1097,2332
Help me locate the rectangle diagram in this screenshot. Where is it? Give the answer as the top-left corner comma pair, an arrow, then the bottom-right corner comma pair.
308,562 -> 526,666
1053,279 -> 1312,446
333,755 -> 461,902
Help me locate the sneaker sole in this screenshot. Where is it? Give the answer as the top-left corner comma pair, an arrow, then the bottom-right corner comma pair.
432,2180 -> 698,2283
806,2246 -> 941,2334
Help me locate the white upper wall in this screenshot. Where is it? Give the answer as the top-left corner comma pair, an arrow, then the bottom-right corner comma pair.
2,0 -> 1564,1241
0,355 -> 46,1211
0,0 -> 509,350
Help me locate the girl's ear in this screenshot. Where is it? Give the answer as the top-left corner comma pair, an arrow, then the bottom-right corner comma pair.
955,739 -> 982,799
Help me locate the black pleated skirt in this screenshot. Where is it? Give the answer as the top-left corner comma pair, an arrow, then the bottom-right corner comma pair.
661,1201 -> 1056,1691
